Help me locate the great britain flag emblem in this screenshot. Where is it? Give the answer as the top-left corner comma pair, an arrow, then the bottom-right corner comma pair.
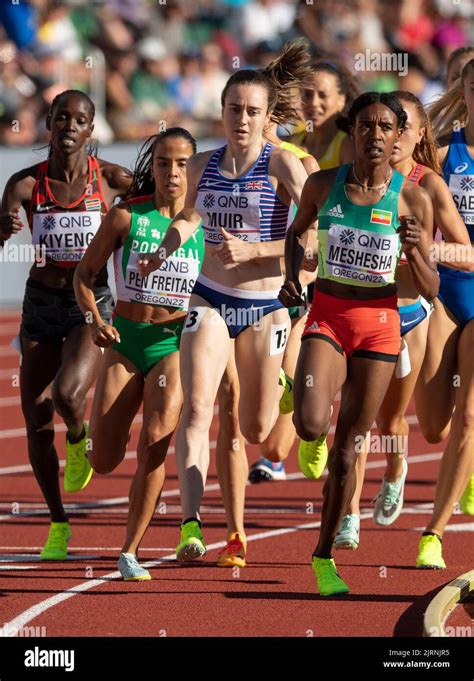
244,181 -> 264,190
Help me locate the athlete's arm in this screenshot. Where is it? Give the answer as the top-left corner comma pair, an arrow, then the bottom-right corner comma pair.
280,172 -> 320,306
421,172 -> 473,271
301,154 -> 320,175
399,185 -> 439,301
99,161 -> 133,201
74,205 -> 131,346
0,170 -> 35,245
137,155 -> 203,277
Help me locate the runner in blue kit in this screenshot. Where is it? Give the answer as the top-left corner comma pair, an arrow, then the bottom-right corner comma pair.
0,90 -> 131,560
137,68 -> 308,562
414,59 -> 474,568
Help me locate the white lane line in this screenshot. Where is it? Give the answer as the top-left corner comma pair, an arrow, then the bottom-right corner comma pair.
411,522 -> 474,532
0,547 -> 176,552
0,554 -> 99,563
2,502 -> 436,637
0,405 -> 218,438
0,566 -> 42,570
0,450 -> 442,522
0,367 -> 20,380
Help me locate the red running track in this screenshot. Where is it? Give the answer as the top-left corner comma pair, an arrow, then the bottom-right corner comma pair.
0,310 -> 472,638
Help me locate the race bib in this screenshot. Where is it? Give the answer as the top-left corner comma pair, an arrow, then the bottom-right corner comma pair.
118,251 -> 200,309
449,174 -> 474,225
325,223 -> 399,285
32,211 -> 101,263
196,189 -> 261,244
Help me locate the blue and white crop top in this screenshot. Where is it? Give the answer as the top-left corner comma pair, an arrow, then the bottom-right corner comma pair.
195,143 -> 291,246
443,129 -> 474,242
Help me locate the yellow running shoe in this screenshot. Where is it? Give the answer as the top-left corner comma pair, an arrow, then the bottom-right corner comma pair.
176,519 -> 206,563
64,423 -> 93,493
416,534 -> 446,569
311,556 -> 349,596
298,435 -> 329,479
217,532 -> 247,567
459,474 -> 474,515
279,369 -> 294,415
40,522 -> 71,560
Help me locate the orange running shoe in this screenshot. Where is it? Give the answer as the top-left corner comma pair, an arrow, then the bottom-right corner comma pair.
217,532 -> 247,568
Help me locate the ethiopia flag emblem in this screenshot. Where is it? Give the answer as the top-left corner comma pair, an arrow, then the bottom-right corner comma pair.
370,209 -> 392,225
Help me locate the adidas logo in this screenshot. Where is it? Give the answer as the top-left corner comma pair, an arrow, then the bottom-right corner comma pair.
307,321 -> 320,331
328,204 -> 344,218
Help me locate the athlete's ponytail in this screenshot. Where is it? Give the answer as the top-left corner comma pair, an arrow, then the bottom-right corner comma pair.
392,91 -> 442,175
428,59 -> 474,140
261,39 -> 314,128
124,127 -> 197,201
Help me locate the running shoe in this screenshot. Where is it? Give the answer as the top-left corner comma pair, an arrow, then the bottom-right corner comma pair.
40,521 -> 71,560
459,474 -> 474,515
248,457 -> 286,483
334,514 -> 360,550
64,423 -> 93,493
311,556 -> 349,596
176,519 -> 207,562
373,457 -> 408,526
416,534 -> 446,569
279,369 -> 294,415
217,532 -> 247,568
118,553 -> 151,581
298,435 -> 329,479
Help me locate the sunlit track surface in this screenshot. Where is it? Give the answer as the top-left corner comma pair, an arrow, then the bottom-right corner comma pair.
0,311 -> 472,638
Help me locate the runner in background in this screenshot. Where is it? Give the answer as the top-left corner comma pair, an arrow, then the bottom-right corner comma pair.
414,59 -> 474,569
0,90 -> 131,560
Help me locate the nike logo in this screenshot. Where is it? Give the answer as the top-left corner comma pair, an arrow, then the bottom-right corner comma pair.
400,316 -> 424,327
35,203 -> 56,213
95,296 -> 105,304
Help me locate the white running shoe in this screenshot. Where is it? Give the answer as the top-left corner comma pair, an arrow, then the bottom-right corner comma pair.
334,514 -> 360,550
373,457 -> 408,526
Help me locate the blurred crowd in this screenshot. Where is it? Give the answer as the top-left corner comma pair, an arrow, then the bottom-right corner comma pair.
0,0 -> 472,146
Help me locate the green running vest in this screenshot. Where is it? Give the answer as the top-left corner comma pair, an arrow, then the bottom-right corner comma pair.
114,195 -> 205,309
317,164 -> 404,287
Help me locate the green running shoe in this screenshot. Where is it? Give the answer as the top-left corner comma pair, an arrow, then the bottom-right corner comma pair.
312,556 -> 349,596
460,474 -> 474,515
298,435 -> 329,479
176,520 -> 206,563
40,522 -> 71,560
64,423 -> 93,493
416,534 -> 446,569
279,369 -> 294,415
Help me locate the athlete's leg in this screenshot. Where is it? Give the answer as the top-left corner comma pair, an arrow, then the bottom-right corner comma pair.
51,324 -> 103,442
346,436 -> 369,516
235,307 -> 289,444
20,337 -> 64,521
414,298 -> 460,444
216,342 -> 247,536
122,351 -> 183,555
176,296 -> 231,522
315,356 -> 396,558
260,314 -> 306,462
426,319 -> 474,536
88,348 -> 143,474
377,318 -> 429,480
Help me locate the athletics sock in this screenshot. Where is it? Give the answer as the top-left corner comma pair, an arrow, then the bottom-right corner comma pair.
183,517 -> 201,528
